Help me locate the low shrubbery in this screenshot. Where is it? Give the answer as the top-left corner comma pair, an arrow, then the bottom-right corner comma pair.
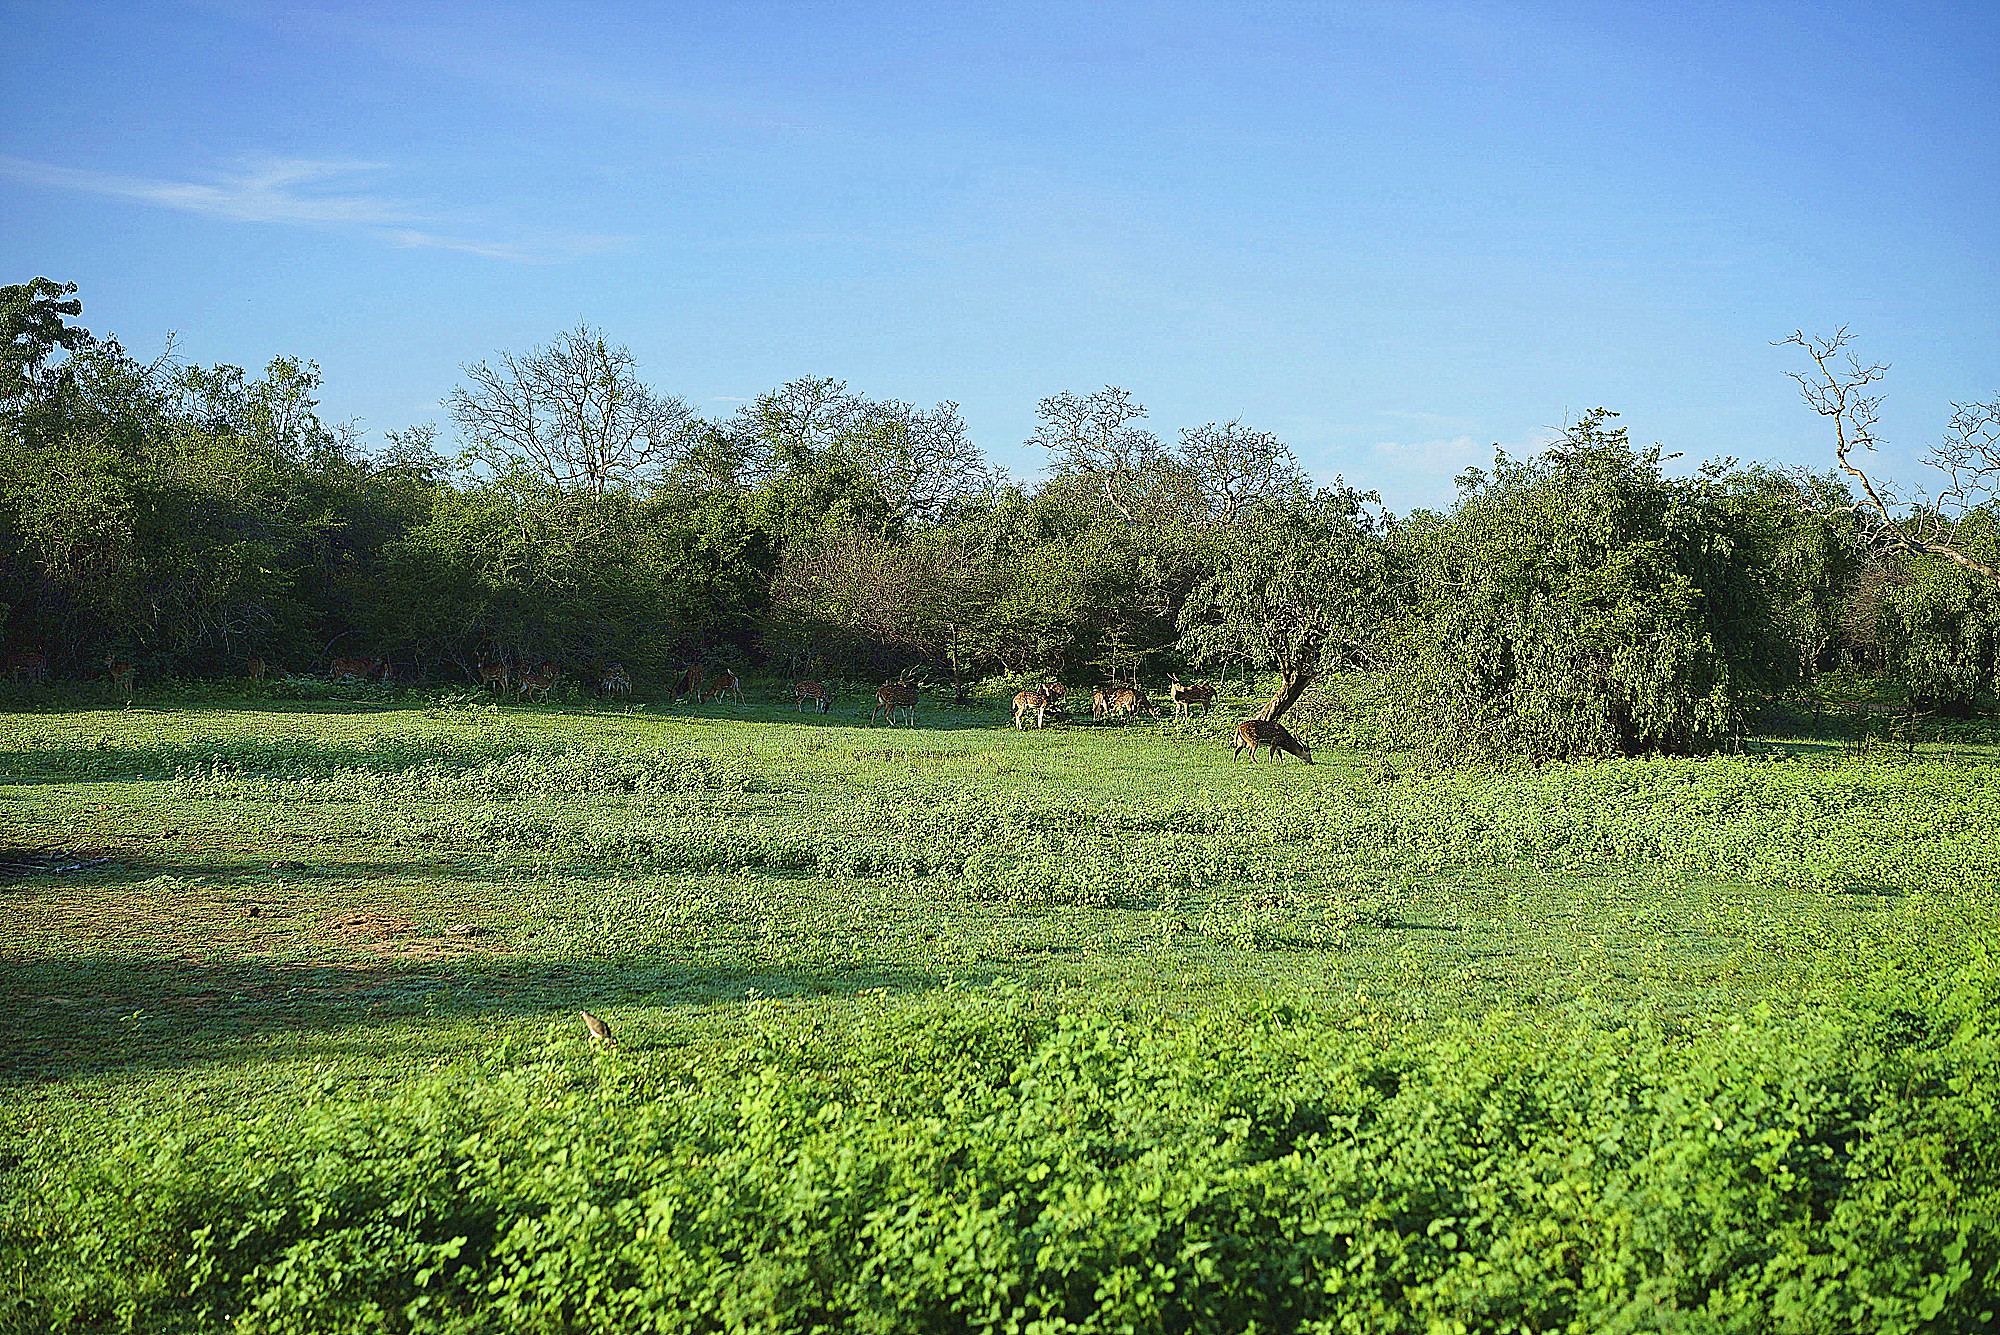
8,956 -> 1997,1333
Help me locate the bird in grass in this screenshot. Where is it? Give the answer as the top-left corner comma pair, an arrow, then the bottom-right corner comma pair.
580,1010 -> 616,1047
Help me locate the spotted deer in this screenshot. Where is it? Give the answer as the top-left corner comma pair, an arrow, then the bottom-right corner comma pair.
793,679 -> 830,712
677,663 -> 706,702
1167,675 -> 1215,719
331,655 -> 390,682
600,662 -> 632,696
1011,682 -> 1066,729
1108,686 -> 1159,720
872,681 -> 918,726
705,669 -> 742,704
104,653 -> 138,694
1232,718 -> 1312,762
516,662 -> 561,702
6,650 -> 48,684
1091,686 -> 1113,720
477,654 -> 513,693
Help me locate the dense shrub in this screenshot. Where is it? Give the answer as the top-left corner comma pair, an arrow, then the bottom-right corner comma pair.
8,958 -> 1997,1334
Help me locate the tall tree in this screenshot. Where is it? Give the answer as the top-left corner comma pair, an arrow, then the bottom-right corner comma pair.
449,325 -> 697,494
1380,412 -> 1786,762
1783,327 -> 2000,585
1177,484 -> 1389,722
1028,387 -> 1166,524
1173,421 -> 1311,527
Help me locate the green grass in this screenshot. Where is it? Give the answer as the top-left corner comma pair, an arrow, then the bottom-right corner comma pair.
3,680 -> 1998,1331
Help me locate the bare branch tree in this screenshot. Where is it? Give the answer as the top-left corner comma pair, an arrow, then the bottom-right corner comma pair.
1027,387 -> 1163,523
449,325 -> 697,495
1782,328 -> 2000,583
1174,421 -> 1311,526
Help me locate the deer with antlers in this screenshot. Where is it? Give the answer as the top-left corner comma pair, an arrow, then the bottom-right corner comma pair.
1167,675 -> 1215,719
1232,718 -> 1312,763
872,680 -> 919,726
1011,681 -> 1066,729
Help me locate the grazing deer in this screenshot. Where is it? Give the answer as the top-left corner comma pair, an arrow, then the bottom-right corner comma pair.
1108,686 -> 1159,720
1168,675 -> 1215,719
330,655 -> 388,682
1011,682 -> 1066,729
477,654 -> 512,693
516,662 -> 560,702
872,681 -> 919,726
705,669 -> 742,704
104,653 -> 137,694
1092,686 -> 1113,720
793,679 -> 830,712
677,663 -> 706,702
244,656 -> 268,682
6,650 -> 48,684
600,662 -> 632,696
1232,718 -> 1312,763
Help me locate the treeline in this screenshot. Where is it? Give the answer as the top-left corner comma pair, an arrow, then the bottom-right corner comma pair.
3,279 -> 1996,758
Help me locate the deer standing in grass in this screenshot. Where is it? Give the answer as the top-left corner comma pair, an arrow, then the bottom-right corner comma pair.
705,669 -> 742,704
600,662 -> 632,696
872,681 -> 918,726
1232,718 -> 1312,762
516,662 -> 560,702
477,654 -> 512,694
677,663 -> 707,702
1107,686 -> 1159,720
1011,682 -> 1065,729
104,653 -> 137,695
331,655 -> 389,682
793,680 -> 830,712
1168,675 -> 1214,719
6,650 -> 48,684
244,656 -> 268,682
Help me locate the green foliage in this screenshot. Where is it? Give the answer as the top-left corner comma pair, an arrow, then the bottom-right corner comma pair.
9,965 -> 1997,1334
1377,414 -> 1792,762
1177,485 -> 1389,717
1856,514 -> 2000,713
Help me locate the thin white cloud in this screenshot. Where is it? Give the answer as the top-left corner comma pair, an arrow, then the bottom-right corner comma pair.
1370,434 -> 1490,476
1,154 -> 619,264
1,155 -> 414,225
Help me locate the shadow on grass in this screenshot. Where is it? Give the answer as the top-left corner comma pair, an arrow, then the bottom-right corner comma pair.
0,948 -> 978,1085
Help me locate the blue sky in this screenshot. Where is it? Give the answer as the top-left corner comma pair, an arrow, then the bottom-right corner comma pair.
4,0 -> 1995,511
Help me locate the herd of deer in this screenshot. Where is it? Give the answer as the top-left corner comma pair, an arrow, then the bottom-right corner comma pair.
2,646 -> 1312,759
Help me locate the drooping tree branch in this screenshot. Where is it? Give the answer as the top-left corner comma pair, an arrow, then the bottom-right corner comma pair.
1781,328 -> 2000,584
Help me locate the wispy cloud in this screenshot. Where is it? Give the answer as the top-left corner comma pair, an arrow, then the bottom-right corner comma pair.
0,154 -> 619,263
1369,434 -> 1491,477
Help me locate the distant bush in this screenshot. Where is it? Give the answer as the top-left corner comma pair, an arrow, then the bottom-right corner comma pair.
8,957 -> 1997,1333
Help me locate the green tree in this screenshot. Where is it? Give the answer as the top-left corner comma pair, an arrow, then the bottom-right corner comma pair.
1380,412 -> 1785,762
1177,485 -> 1389,722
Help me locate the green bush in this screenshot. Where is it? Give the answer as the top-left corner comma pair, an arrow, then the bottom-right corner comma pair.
9,958 -> 1997,1334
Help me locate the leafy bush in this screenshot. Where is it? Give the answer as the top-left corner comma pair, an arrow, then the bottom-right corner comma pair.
9,959 -> 1997,1334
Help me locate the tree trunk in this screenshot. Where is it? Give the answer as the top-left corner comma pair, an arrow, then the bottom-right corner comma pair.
1256,669 -> 1313,722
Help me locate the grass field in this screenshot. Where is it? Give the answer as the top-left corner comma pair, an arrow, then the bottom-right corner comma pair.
4,680 -> 1999,1331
